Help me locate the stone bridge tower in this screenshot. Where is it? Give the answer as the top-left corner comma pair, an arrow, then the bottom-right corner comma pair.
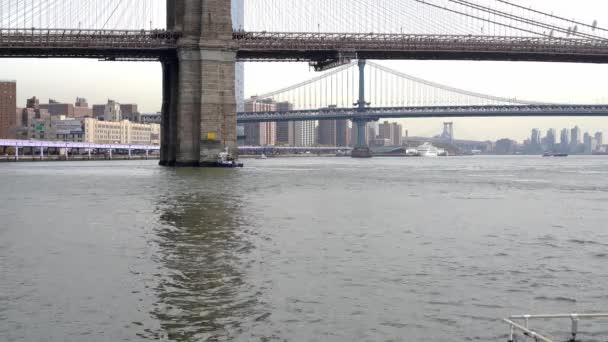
160,0 -> 237,166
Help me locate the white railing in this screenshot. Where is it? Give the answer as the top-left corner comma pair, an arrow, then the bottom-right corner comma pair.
504,313 -> 608,342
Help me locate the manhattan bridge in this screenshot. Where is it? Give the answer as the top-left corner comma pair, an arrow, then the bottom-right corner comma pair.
2,0 -> 608,163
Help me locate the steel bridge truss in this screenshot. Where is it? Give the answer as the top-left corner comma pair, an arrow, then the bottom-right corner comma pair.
236,104 -> 608,123
3,29 -> 608,64
234,31 -> 608,63
0,28 -> 179,59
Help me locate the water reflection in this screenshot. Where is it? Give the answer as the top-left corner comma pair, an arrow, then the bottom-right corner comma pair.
150,171 -> 259,341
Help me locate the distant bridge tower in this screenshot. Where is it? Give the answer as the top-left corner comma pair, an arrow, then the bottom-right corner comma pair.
351,60 -> 375,158
441,122 -> 454,142
160,0 -> 237,166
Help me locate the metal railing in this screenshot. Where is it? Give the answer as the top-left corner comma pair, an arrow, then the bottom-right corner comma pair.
504,313 -> 608,342
0,28 -> 180,50
236,104 -> 608,123
234,31 -> 608,51
234,31 -> 608,63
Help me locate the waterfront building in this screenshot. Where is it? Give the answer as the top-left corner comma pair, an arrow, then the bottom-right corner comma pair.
53,116 -> 85,142
495,138 -> 517,154
0,81 -> 17,139
84,118 -> 160,145
19,115 -> 83,142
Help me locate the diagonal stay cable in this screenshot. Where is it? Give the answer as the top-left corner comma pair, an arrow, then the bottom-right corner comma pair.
101,0 -> 124,30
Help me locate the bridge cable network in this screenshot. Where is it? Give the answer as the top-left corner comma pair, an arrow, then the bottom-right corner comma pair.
246,61 -> 552,111
2,0 -> 607,41
245,0 -> 608,39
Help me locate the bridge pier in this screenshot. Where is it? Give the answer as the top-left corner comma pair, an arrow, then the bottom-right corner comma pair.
352,60 -> 373,158
160,0 -> 238,167
160,58 -> 179,166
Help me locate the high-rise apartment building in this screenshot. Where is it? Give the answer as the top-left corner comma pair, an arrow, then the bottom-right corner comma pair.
595,132 -> 603,147
104,100 -> 122,122
318,120 -> 337,146
275,102 -> 295,145
336,120 -> 350,147
392,122 -> 403,146
584,132 -> 597,155
0,81 -> 17,139
378,121 -> 392,141
243,98 -> 276,146
378,121 -> 404,146
571,126 -> 581,146
276,121 -> 294,146
531,128 -> 541,146
560,128 -> 570,149
545,128 -> 556,150
294,121 -> 315,147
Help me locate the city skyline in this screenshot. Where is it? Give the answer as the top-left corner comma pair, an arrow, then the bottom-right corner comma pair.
6,82 -> 608,143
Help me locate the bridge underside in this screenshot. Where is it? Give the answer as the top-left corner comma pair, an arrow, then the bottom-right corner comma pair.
0,48 -> 175,60
4,48 -> 608,65
236,50 -> 608,64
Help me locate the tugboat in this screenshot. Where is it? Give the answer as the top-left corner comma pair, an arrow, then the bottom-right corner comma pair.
216,149 -> 243,168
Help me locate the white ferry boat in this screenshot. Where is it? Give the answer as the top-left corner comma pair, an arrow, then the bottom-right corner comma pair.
416,143 -> 443,157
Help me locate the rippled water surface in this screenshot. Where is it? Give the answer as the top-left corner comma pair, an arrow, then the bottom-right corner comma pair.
2,156 -> 608,341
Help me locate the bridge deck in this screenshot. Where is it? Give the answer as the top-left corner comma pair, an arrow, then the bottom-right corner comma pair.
236,105 -> 608,122
3,29 -> 608,63
0,29 -> 179,59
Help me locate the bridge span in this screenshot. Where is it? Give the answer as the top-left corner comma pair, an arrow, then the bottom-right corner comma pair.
4,29 -> 608,65
236,105 -> 608,123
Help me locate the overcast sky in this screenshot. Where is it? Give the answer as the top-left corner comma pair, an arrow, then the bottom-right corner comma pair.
1,0 -> 608,141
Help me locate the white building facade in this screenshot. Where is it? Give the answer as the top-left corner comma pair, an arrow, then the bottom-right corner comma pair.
84,118 -> 160,145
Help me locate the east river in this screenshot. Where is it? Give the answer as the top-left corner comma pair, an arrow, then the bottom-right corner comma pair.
1,156 -> 608,341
